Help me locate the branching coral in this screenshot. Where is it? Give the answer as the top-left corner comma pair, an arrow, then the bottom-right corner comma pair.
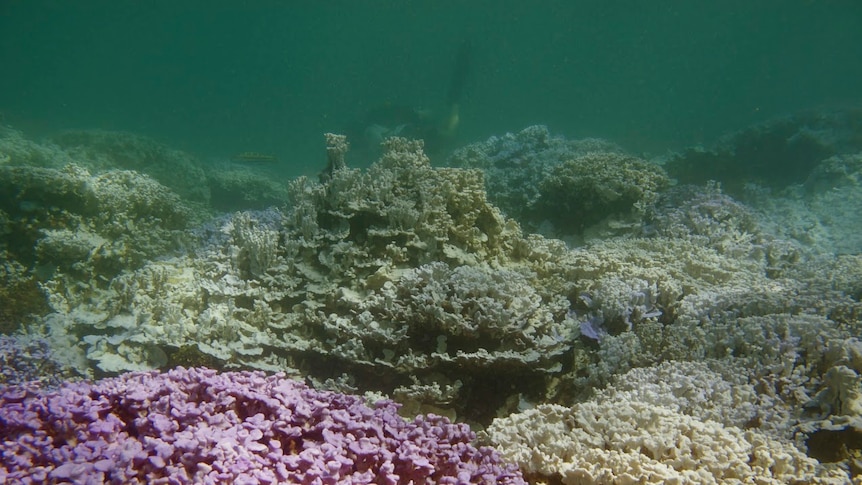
0,367 -> 526,484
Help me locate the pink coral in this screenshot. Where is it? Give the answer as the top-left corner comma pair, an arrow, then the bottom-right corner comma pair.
0,367 -> 524,484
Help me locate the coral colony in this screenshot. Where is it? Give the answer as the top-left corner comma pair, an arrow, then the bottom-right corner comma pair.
2,111 -> 862,482
0,367 -> 524,484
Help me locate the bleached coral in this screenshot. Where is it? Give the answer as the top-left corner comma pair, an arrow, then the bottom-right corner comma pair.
49,129 -> 211,204
486,360 -> 855,484
535,151 -> 670,232
0,161 -> 196,342
448,125 -> 628,233
0,126 -> 73,168
662,109 -> 862,195
485,398 -> 847,484
46,138 -> 581,422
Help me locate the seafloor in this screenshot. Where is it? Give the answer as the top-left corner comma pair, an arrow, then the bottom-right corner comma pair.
1,110 -> 861,483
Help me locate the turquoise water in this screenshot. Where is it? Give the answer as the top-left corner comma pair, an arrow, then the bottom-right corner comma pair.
1,1 -> 860,175
3,3 -> 862,482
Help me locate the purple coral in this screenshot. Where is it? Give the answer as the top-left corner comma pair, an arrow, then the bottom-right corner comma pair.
0,335 -> 70,389
0,367 -> 524,484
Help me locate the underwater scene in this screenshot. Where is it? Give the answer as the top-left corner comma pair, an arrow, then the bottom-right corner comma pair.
1,1 -> 862,484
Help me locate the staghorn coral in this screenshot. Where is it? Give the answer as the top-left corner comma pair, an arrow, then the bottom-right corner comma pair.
0,367 -> 526,484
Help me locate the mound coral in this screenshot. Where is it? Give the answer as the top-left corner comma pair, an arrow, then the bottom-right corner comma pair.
448,125 -> 668,238
0,367 -> 525,484
533,151 -> 669,232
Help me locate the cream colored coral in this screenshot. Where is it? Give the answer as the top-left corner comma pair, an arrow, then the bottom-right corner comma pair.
487,400 -> 847,484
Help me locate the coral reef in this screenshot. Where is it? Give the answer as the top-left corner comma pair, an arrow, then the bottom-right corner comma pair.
0,256 -> 47,334
533,151 -> 670,233
662,109 -> 862,195
0,367 -> 525,484
3,115 -> 862,481
41,137 -> 582,422
0,126 -> 74,168
49,130 -> 212,204
485,362 -> 851,484
0,163 -> 193,281
205,164 -> 291,211
448,125 -> 638,236
0,335 -> 78,388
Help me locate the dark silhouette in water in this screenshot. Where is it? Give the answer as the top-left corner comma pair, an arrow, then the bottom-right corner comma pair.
347,40 -> 472,164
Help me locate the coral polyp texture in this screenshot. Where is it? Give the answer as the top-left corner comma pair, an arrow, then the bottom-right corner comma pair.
0,367 -> 525,484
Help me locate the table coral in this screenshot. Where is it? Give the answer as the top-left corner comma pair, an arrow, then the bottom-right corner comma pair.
0,367 -> 525,484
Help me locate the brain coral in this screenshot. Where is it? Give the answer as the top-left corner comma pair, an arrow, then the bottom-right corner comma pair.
0,367 -> 525,484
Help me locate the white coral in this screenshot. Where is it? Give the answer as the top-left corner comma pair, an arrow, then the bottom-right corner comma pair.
487,399 -> 846,484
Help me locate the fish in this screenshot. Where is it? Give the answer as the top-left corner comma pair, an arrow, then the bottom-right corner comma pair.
231,152 -> 278,163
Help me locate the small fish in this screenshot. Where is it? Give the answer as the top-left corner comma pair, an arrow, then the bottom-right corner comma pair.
231,152 -> 278,163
